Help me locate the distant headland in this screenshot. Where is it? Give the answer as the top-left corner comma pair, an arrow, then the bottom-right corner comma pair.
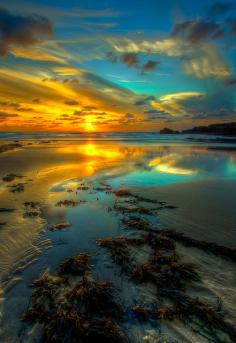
160,122 -> 236,136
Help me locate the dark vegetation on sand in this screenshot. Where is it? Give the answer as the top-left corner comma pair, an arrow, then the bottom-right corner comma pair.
0,143 -> 22,154
21,185 -> 236,343
23,202 -> 41,218
2,173 -> 23,182
22,254 -> 129,343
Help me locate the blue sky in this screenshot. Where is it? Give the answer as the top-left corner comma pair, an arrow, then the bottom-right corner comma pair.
0,0 -> 235,131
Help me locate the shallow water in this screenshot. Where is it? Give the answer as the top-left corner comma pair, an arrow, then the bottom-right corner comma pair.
0,138 -> 236,342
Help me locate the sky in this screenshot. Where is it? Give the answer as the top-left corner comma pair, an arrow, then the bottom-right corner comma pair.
0,0 -> 236,132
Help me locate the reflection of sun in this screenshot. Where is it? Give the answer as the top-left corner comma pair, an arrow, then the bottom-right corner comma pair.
82,143 -> 122,159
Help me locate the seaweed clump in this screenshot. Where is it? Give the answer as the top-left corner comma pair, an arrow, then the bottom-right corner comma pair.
48,221 -> 71,232
160,229 -> 236,262
56,199 -> 78,207
113,189 -> 132,197
58,253 -> 93,276
67,275 -> 123,318
0,207 -> 15,212
2,173 -> 23,182
172,295 -> 236,342
132,305 -> 175,322
31,273 -> 64,288
23,201 -> 40,218
122,217 -> 151,231
0,143 -> 22,154
22,253 -> 129,343
77,186 -> 90,190
9,182 -> 25,192
56,199 -> 84,207
97,236 -> 144,272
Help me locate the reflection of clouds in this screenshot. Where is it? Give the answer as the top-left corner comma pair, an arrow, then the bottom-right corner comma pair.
55,142 -> 235,179
149,155 -> 196,175
148,150 -> 236,176
156,164 -> 195,175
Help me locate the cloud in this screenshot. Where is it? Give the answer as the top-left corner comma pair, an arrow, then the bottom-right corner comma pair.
159,88 -> 236,120
64,99 -> 79,106
148,92 -> 205,117
109,37 -> 192,56
120,52 -> 139,67
228,19 -> 236,35
144,109 -> 171,121
160,92 -> 205,104
141,60 -> 160,73
171,19 -> 224,43
134,96 -> 156,106
10,46 -> 65,63
107,51 -> 118,63
0,112 -> 18,117
125,113 -> 134,118
207,2 -> 233,16
0,8 -> 53,57
53,66 -> 82,76
108,49 -> 159,74
0,112 -> 19,120
224,78 -> 236,85
32,98 -> 41,103
107,27 -> 232,80
183,44 -> 231,79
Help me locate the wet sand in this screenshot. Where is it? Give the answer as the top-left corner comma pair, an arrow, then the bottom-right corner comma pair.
132,179 -> 236,248
0,139 -> 236,343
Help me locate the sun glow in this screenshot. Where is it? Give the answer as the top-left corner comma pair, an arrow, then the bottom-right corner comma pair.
84,121 -> 95,132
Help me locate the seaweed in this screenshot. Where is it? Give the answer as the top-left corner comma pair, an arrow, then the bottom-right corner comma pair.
122,217 -> 151,231
66,275 -> 123,318
123,218 -> 236,262
42,315 -> 128,343
58,253 -> 93,275
143,233 -> 176,250
132,258 -> 198,288
9,183 -> 25,192
93,186 -> 112,192
97,237 -> 133,272
31,273 -> 65,288
114,204 -> 153,215
24,201 -> 39,209
159,229 -> 236,262
24,211 -> 39,218
131,305 -> 150,321
0,207 -> 15,212
113,189 -> 171,208
48,221 -> 71,231
56,199 -> 85,207
77,186 -> 90,190
24,201 -> 40,218
172,295 -> 236,342
113,189 -> 132,197
2,173 -> 23,182
150,252 -> 180,265
22,254 -> 129,343
132,195 -> 164,205
132,305 -> 175,322
0,143 -> 22,154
